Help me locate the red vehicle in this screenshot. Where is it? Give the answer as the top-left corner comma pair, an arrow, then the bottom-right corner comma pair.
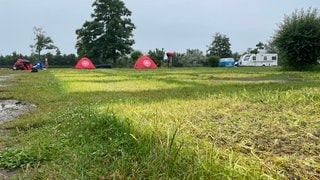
13,58 -> 33,70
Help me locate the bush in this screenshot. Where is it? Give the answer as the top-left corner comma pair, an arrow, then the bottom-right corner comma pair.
130,50 -> 143,62
148,48 -> 165,67
273,8 -> 320,70
207,56 -> 220,67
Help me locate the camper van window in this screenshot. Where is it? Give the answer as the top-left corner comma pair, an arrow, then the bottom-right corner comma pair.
264,56 -> 267,60
272,56 -> 277,60
244,54 -> 250,61
252,56 -> 256,60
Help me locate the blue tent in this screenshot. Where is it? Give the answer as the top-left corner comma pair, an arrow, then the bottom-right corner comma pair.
36,61 -> 44,69
219,58 -> 234,67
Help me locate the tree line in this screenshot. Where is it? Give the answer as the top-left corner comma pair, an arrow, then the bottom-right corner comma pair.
74,1 -> 320,70
0,52 -> 78,68
1,0 -> 319,70
0,30 -> 240,68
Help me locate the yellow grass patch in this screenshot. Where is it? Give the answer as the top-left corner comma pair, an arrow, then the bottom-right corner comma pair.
66,80 -> 187,93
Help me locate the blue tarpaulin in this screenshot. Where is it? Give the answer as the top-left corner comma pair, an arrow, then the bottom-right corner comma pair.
36,61 -> 44,69
219,58 -> 234,67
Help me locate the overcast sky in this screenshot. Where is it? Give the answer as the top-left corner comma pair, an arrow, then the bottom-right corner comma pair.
0,0 -> 319,56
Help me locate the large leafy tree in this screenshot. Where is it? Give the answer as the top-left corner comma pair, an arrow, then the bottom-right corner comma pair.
75,0 -> 135,66
273,8 -> 320,70
207,33 -> 232,58
30,27 -> 57,60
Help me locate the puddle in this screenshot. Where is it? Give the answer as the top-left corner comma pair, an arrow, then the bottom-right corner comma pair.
1,74 -> 37,124
0,100 -> 37,124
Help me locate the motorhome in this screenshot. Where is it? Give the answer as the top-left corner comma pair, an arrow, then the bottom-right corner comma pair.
237,53 -> 278,66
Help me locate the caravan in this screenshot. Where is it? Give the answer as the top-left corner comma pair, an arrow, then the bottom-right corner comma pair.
238,53 -> 278,66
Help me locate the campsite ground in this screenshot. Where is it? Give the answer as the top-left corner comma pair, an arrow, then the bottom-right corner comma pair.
0,74 -> 36,125
0,67 -> 319,179
0,74 -> 37,179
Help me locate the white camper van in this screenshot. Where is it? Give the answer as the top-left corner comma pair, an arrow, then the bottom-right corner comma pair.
238,53 -> 278,66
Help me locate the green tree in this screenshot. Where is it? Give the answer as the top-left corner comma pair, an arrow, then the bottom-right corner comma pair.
207,33 -> 232,58
273,8 -> 320,70
232,52 -> 241,62
250,42 -> 265,54
75,0 -> 135,66
171,53 -> 184,67
30,27 -> 57,60
130,50 -> 143,62
265,40 -> 277,53
256,42 -> 265,50
148,48 -> 165,67
178,49 -> 206,67
207,56 -> 220,67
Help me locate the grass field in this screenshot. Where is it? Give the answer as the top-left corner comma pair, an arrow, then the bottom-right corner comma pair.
0,67 -> 319,179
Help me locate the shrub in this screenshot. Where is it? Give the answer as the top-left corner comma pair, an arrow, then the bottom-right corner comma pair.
207,55 -> 220,67
273,8 -> 320,70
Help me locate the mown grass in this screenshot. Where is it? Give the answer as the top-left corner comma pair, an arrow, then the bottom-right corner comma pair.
0,67 -> 319,179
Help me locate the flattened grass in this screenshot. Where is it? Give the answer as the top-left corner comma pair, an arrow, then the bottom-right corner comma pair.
0,67 -> 319,179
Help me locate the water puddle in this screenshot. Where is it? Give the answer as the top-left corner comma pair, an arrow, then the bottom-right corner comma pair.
0,75 -> 37,124
0,100 -> 37,124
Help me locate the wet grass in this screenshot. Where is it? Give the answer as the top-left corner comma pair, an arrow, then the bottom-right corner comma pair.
0,67 -> 319,179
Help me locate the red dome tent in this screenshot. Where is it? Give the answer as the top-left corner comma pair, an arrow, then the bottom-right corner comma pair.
13,58 -> 32,70
75,57 -> 95,69
134,56 -> 158,69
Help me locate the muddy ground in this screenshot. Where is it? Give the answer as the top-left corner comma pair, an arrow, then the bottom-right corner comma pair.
0,75 -> 37,125
0,99 -> 37,124
0,74 -> 37,179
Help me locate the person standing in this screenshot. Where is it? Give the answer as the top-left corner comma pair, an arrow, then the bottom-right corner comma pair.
45,58 -> 49,69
